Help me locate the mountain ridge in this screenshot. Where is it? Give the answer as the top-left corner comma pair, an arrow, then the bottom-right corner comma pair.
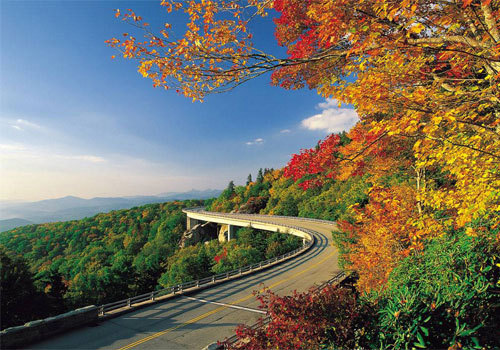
0,189 -> 221,231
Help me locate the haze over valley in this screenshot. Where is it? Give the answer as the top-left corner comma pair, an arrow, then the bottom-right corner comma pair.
0,189 -> 221,232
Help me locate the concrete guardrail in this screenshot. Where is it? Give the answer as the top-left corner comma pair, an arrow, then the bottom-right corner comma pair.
0,306 -> 98,349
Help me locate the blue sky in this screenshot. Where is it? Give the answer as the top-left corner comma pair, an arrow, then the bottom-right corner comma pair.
0,1 -> 358,201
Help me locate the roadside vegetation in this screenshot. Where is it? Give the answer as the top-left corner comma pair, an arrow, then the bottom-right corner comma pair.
210,128 -> 499,348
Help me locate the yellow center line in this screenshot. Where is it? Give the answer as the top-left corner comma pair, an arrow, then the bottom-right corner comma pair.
116,249 -> 335,350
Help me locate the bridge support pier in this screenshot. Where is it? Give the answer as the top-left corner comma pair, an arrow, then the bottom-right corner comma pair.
187,217 -> 200,230
228,224 -> 236,241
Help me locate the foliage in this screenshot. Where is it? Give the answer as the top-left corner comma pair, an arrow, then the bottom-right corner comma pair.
297,175 -> 370,222
0,195 -> 303,329
0,247 -> 48,330
373,224 -> 500,349
103,1 -> 500,347
158,242 -> 216,286
211,241 -> 262,274
109,0 -> 499,229
222,180 -> 236,200
339,185 -> 424,292
111,0 -> 500,288
283,134 -> 341,190
226,285 -> 375,350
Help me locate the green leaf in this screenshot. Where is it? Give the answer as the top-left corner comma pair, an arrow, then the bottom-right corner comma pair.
471,337 -> 481,349
482,265 -> 492,272
414,332 -> 426,348
420,326 -> 429,337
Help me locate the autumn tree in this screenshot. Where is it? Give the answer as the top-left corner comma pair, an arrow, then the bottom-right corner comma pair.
108,0 -> 499,229
283,133 -> 341,189
105,0 -> 500,339
108,0 -> 500,306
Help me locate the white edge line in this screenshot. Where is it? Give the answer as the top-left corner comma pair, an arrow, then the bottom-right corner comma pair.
182,296 -> 267,314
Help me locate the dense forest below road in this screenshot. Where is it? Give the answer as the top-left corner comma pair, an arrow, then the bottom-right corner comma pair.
0,200 -> 300,330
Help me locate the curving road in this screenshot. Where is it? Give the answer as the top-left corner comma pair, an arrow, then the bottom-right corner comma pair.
27,211 -> 341,350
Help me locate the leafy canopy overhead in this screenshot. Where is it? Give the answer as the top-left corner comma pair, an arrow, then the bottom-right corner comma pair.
110,0 -> 499,290
108,0 -> 499,229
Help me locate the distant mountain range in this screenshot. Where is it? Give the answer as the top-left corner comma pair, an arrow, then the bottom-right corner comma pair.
0,189 -> 221,232
0,218 -> 34,232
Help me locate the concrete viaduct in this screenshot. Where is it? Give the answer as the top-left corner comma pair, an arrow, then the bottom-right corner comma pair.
15,209 -> 341,350
186,207 -> 312,245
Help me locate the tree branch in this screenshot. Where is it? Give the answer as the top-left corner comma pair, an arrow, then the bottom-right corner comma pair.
407,35 -> 488,49
481,2 -> 500,42
340,131 -> 389,162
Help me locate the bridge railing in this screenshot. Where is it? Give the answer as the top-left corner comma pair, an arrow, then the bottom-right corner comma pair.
98,226 -> 315,316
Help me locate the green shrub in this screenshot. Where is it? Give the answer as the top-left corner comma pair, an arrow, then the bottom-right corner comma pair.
373,226 -> 499,349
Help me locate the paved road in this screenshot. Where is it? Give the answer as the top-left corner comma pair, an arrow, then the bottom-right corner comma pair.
27,213 -> 341,350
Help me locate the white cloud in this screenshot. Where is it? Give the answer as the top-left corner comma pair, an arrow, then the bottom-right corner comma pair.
280,129 -> 291,134
3,118 -> 43,132
16,119 -> 41,129
317,98 -> 341,110
245,138 -> 264,146
56,155 -> 106,163
302,98 -> 359,133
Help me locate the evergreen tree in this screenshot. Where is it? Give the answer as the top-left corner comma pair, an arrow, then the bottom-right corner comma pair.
222,181 -> 235,199
246,174 -> 252,186
256,169 -> 264,183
